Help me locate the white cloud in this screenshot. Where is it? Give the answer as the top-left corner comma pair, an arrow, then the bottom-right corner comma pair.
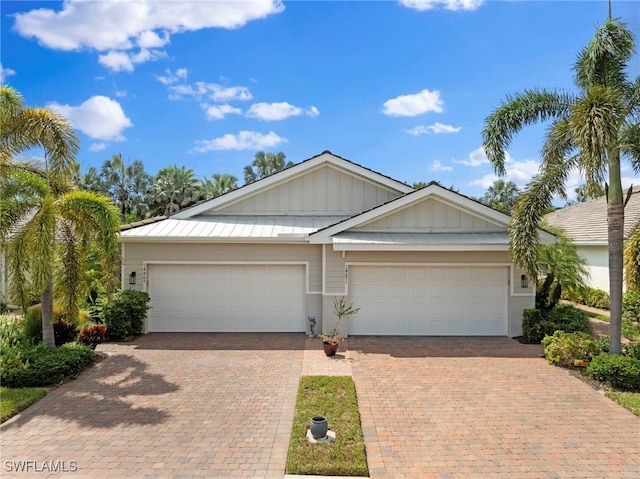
246,102 -> 319,121
469,153 -> 540,189
98,48 -> 166,72
13,0 -> 284,71
201,104 -> 243,120
400,0 -> 484,11
0,63 -> 16,82
115,90 -> 128,97
382,89 -> 443,117
193,131 -> 287,152
452,146 -> 490,167
47,96 -> 133,141
156,68 -> 189,86
89,142 -> 107,152
430,160 -> 453,172
167,81 -> 252,102
406,122 -> 461,135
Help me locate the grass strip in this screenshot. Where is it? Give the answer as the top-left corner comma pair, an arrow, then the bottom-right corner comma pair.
605,392 -> 640,416
1,387 -> 48,423
286,376 -> 368,477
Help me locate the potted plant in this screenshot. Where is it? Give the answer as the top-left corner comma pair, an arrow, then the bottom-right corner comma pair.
318,297 -> 360,356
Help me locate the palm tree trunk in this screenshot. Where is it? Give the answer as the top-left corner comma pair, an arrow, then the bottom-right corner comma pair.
41,275 -> 56,348
608,150 -> 624,355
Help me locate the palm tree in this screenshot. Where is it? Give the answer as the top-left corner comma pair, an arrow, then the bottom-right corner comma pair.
482,15 -> 640,354
201,173 -> 238,200
624,220 -> 640,291
480,179 -> 521,214
149,165 -> 201,216
574,183 -> 605,203
99,153 -> 151,220
243,151 -> 292,184
1,86 -> 120,347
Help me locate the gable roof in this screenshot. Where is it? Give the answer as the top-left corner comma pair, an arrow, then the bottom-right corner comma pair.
309,182 -> 512,243
544,186 -> 640,244
172,150 -> 413,219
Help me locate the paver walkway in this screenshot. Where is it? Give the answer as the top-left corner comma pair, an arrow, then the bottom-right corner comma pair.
1,333 -> 305,478
2,334 -> 639,478
348,336 -> 640,479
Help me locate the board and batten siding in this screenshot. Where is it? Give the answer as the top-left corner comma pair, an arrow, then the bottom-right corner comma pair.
209,165 -> 402,215
124,243 -> 323,293
351,197 -> 500,232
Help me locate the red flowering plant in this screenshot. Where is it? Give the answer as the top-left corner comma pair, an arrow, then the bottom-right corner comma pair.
78,325 -> 107,349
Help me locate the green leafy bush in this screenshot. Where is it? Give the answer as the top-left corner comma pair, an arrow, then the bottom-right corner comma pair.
103,289 -> 151,340
624,342 -> 640,360
1,343 -> 95,388
562,286 -> 610,310
584,355 -> 640,392
53,320 -> 78,346
22,304 -> 70,343
522,305 -> 591,343
623,290 -> 640,324
0,315 -> 24,349
542,331 -> 600,367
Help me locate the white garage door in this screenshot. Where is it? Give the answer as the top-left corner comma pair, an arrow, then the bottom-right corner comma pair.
148,264 -> 306,332
348,266 -> 508,336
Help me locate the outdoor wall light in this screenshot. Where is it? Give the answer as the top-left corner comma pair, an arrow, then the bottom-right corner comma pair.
129,271 -> 136,285
521,274 -> 528,288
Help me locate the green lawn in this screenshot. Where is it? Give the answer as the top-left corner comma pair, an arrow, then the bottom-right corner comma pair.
605,392 -> 640,416
286,376 -> 368,477
588,312 -> 640,341
1,387 -> 48,422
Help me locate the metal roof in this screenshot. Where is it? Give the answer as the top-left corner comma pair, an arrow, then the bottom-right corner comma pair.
120,215 -> 350,241
331,232 -> 510,251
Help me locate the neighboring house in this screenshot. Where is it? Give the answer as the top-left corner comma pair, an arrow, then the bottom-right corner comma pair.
544,186 -> 640,293
121,151 -> 547,337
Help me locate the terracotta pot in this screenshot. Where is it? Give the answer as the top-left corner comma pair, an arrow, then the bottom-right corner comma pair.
322,342 -> 339,356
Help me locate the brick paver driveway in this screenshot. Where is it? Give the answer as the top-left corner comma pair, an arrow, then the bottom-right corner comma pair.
348,336 -> 640,479
1,333 -> 305,479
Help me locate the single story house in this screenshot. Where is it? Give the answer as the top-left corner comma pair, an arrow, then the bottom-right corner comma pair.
121,151 -> 545,337
544,186 -> 640,293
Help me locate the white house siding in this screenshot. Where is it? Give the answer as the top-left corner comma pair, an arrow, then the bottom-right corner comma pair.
351,197 -> 500,232
577,245 -> 611,292
210,165 -> 403,215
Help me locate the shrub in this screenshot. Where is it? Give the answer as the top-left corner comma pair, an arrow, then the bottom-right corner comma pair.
624,342 -> 640,360
1,343 -> 96,388
78,325 -> 106,349
0,315 -> 24,349
522,305 -> 591,343
584,355 -> 640,392
103,289 -> 151,340
22,304 -> 70,343
53,320 -> 78,346
542,331 -> 600,367
562,286 -> 610,310
623,290 -> 640,324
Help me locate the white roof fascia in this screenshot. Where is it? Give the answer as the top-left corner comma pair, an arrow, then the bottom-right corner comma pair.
333,243 -> 509,252
120,235 -> 307,243
308,184 -> 511,244
172,151 -> 413,219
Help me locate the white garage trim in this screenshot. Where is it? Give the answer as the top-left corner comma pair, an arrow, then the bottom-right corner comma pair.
146,263 -> 307,332
142,260 -> 319,294
346,263 -> 509,336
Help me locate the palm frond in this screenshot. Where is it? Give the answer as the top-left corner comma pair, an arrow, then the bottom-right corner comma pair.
482,89 -> 574,175
624,220 -> 640,291
23,196 -> 57,291
620,121 -> 640,171
54,220 -> 86,322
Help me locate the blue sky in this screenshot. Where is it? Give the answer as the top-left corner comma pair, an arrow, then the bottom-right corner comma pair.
2,0 -> 639,200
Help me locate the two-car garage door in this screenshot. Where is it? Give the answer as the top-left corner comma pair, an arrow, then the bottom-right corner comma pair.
348,265 -> 508,336
148,264 -> 306,332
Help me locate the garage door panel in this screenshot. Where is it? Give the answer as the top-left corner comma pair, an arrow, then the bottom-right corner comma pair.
349,266 -> 507,336
148,264 -> 305,332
